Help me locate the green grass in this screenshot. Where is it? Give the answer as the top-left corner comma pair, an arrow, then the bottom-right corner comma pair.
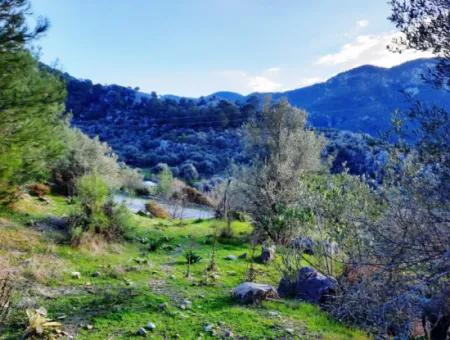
0,194 -> 369,339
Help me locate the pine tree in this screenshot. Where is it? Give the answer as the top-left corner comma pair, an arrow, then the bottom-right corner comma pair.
0,1 -> 66,203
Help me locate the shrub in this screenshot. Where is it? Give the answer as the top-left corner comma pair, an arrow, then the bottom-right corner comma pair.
28,183 -> 51,197
179,163 -> 199,182
156,167 -> 173,198
68,173 -> 133,244
181,186 -> 213,207
24,308 -> 62,339
52,128 -> 144,195
144,201 -> 170,219
184,249 -> 201,265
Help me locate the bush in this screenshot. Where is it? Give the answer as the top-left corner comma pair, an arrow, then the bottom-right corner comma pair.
68,173 -> 133,245
156,167 -> 173,198
28,183 -> 50,197
52,128 -> 144,195
181,186 -> 213,207
144,201 -> 170,219
184,249 -> 202,264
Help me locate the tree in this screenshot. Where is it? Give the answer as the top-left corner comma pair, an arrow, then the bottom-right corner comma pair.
0,0 -> 66,203
389,0 -> 450,88
0,51 -> 66,203
52,128 -> 140,195
237,99 -> 325,244
156,167 -> 173,199
331,7 -> 450,331
0,0 -> 48,51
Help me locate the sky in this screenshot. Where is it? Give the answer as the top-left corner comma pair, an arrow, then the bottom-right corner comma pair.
31,0 -> 433,97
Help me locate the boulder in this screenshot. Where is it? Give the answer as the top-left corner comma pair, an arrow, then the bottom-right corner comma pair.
277,267 -> 337,304
277,277 -> 297,298
291,237 -> 315,255
260,245 -> 276,263
232,282 -> 279,304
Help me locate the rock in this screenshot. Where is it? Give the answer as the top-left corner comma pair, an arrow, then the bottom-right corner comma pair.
232,282 -> 279,304
179,299 -> 192,310
260,244 -> 276,263
92,271 -> 101,277
159,302 -> 168,310
268,311 -> 281,317
291,237 -> 315,255
224,329 -> 234,337
225,255 -> 238,261
71,272 -> 81,279
204,324 -> 214,333
86,324 -> 93,330
277,277 -> 297,298
146,322 -> 156,331
278,267 -> 337,304
285,328 -> 295,335
137,327 -> 148,336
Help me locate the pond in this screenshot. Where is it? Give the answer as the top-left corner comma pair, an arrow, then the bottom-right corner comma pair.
113,194 -> 215,220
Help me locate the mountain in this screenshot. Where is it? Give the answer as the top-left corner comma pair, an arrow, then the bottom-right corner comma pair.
245,58 -> 450,136
60,58 -> 448,183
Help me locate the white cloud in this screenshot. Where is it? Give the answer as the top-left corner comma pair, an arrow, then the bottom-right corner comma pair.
316,32 -> 434,70
357,20 -> 369,28
213,69 -> 282,93
265,67 -> 281,73
297,77 -> 324,87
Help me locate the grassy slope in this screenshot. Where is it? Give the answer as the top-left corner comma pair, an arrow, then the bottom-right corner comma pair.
0,194 -> 369,339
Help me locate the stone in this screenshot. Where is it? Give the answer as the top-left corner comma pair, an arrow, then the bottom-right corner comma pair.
277,267 -> 337,304
146,322 -> 156,331
179,299 -> 192,310
232,282 -> 279,304
86,324 -> 93,330
260,244 -> 276,263
291,237 -> 315,255
159,302 -> 168,310
224,329 -> 234,337
137,327 -> 148,336
204,324 -> 214,333
71,272 -> 81,279
92,271 -> 101,277
285,328 -> 295,335
268,311 -> 281,317
224,255 -> 237,261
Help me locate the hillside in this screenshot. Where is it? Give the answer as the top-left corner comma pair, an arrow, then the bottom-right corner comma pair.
62,58 -> 447,181
0,194 -> 369,339
236,59 -> 450,136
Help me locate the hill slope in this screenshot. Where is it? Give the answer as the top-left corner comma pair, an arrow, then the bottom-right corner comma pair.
237,59 -> 449,136
61,58 -> 448,180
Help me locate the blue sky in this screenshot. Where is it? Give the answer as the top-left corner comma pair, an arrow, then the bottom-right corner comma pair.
31,0 -> 432,97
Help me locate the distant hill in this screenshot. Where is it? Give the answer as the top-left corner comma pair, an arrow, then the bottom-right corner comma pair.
220,58 -> 449,136
57,58 -> 449,182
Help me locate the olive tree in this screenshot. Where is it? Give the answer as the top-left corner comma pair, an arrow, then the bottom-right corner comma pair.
237,99 -> 325,244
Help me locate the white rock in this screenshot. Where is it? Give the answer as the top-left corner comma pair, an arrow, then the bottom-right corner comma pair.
146,322 -> 156,330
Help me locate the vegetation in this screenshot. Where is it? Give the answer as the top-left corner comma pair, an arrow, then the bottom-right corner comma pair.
0,194 -> 368,339
52,127 -> 144,196
236,99 -> 325,244
144,201 -> 170,219
68,173 -> 133,245
0,0 -> 448,338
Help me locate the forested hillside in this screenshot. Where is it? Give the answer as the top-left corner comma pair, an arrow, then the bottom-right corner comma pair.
64,63 -> 428,181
